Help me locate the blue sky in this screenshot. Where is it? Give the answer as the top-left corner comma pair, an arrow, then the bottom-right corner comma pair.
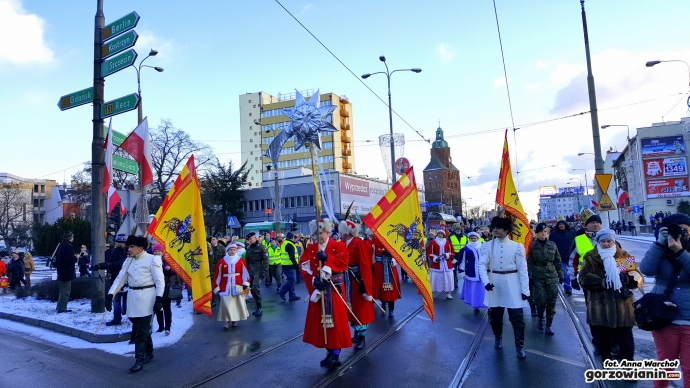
2,0 -> 690,218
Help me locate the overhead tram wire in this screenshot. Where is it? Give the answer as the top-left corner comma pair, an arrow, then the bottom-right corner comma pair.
273,0 -> 429,144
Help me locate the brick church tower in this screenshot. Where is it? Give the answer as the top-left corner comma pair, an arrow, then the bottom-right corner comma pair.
423,125 -> 462,215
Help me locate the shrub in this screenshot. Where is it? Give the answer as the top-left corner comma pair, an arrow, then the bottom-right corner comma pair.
15,277 -> 112,301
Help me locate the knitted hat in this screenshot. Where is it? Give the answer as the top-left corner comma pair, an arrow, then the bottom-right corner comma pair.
152,243 -> 164,253
585,215 -> 602,226
595,229 -> 616,243
63,231 -> 74,240
662,213 -> 690,228
467,232 -> 480,239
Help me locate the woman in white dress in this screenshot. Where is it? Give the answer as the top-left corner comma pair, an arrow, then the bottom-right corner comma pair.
427,229 -> 456,299
213,244 -> 250,330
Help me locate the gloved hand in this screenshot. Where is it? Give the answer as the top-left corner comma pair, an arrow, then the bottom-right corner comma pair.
154,296 -> 163,313
317,251 -> 328,262
313,277 -> 327,291
242,284 -> 249,290
657,227 -> 669,246
559,278 -> 564,285
382,249 -> 390,256
105,294 -> 113,312
571,279 -> 581,290
521,293 -> 529,300
89,263 -> 104,271
362,293 -> 374,302
621,273 -> 638,289
485,283 -> 495,291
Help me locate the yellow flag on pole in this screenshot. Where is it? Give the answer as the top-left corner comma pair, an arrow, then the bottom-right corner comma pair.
147,155 -> 212,317
363,167 -> 434,321
496,130 -> 533,254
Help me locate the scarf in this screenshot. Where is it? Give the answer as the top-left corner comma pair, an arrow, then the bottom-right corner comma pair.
219,254 -> 242,296
598,244 -> 622,291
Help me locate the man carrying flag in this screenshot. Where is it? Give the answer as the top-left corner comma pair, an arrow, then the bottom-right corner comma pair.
147,156 -> 213,316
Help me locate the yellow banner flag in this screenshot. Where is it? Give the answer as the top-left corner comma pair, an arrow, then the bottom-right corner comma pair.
363,167 -> 434,321
496,130 -> 533,254
147,155 -> 212,317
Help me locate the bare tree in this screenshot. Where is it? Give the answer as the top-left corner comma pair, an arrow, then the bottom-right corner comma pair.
466,205 -> 484,222
150,119 -> 216,203
0,183 -> 33,248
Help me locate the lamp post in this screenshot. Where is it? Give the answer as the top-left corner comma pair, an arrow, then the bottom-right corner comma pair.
132,49 -> 163,235
573,168 -> 589,196
568,179 -> 583,208
362,56 -> 421,184
578,152 -> 594,156
601,124 -> 630,142
646,60 -> 690,87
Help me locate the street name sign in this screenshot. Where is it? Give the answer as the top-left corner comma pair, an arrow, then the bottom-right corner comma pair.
102,12 -> 140,41
57,87 -> 93,111
101,94 -> 139,119
101,30 -> 138,59
101,49 -> 137,78
113,155 -> 139,174
595,173 -> 616,211
103,127 -> 127,146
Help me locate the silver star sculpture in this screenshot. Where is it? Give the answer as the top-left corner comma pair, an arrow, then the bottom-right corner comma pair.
263,89 -> 338,166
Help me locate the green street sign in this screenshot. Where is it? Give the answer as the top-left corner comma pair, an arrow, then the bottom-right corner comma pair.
57,87 -> 93,111
113,155 -> 139,174
102,12 -> 140,41
103,127 -> 127,146
101,49 -> 137,78
102,30 -> 138,59
101,93 -> 139,119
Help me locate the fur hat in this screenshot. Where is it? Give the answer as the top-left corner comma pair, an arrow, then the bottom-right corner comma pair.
467,231 -> 480,239
436,228 -> 447,236
125,235 -> 148,248
309,218 -> 334,235
226,243 -> 237,251
338,220 -> 360,237
490,216 -> 513,231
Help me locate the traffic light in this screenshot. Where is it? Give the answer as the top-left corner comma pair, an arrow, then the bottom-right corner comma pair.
291,222 -> 298,231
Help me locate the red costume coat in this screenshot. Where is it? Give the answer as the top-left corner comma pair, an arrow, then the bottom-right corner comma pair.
300,238 -> 352,349
213,257 -> 249,295
370,236 -> 402,302
427,238 -> 455,270
346,237 -> 375,325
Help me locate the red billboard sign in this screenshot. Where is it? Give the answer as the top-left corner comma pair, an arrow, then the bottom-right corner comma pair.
646,177 -> 690,198
340,176 -> 369,197
643,157 -> 688,178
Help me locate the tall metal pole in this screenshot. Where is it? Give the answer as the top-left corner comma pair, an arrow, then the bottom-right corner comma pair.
135,66 -> 149,236
274,171 -> 281,233
385,66 -> 396,185
90,0 -> 106,313
580,0 -> 607,224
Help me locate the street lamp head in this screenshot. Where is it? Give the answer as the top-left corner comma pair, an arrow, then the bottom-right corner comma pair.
411,68 -> 422,73
154,67 -> 164,72
361,74 -> 371,79
646,60 -> 661,67
254,119 -> 261,126
601,125 -> 610,129
379,55 -> 386,62
149,49 -> 159,56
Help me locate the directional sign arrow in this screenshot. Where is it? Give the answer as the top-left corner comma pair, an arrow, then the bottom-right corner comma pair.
57,87 -> 93,111
102,12 -> 140,41
102,30 -> 138,59
101,49 -> 137,78
101,93 -> 139,119
103,127 -> 127,146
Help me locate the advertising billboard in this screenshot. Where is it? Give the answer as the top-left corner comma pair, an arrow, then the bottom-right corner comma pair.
646,177 -> 690,198
643,157 -> 688,178
538,185 -> 558,197
559,186 -> 584,195
339,175 -> 389,215
641,135 -> 685,158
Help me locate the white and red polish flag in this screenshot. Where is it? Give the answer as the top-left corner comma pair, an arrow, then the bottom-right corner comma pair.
102,119 -> 122,215
617,189 -> 628,206
120,117 -> 153,186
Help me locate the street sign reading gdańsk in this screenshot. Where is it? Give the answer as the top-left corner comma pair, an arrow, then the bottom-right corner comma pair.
101,49 -> 137,78
57,87 -> 94,111
102,12 -> 140,41
101,30 -> 138,59
101,94 -> 139,119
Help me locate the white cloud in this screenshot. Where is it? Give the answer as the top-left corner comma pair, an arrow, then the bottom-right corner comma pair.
0,0 -> 53,64
536,60 -> 548,69
300,4 -> 315,15
526,82 -> 542,91
435,43 -> 455,61
551,63 -> 585,86
134,32 -> 176,60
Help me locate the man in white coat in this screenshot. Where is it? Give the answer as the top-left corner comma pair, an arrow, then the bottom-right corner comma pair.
106,235 -> 165,373
478,216 -> 530,359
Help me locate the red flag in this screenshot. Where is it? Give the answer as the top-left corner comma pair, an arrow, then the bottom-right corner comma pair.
106,186 -> 122,215
120,117 -> 153,186
617,189 -> 628,206
102,119 -> 114,195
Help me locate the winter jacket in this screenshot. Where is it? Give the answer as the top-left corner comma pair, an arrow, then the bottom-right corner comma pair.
55,240 -> 77,282
640,243 -> 690,321
104,246 -> 128,281
7,259 -> 24,279
23,256 -> 35,275
527,240 -> 563,282
162,259 -> 182,301
548,221 -> 575,265
0,260 -> 5,277
579,247 -> 637,328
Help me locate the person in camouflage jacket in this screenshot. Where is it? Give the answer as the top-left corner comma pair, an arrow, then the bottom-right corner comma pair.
527,223 -> 564,336
244,232 -> 269,317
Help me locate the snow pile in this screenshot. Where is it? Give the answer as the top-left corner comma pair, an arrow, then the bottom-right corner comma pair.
0,295 -> 195,355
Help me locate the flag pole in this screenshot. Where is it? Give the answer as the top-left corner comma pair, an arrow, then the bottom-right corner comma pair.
310,145 -> 328,345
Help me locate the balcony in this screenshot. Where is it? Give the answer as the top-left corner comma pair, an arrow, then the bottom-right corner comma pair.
343,162 -> 352,170
341,135 -> 351,143
342,148 -> 351,156
340,108 -> 349,117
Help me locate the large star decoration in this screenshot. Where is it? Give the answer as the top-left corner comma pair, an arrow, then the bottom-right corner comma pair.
263,89 -> 338,166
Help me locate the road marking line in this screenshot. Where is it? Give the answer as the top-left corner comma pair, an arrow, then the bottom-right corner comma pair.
525,349 -> 586,367
415,315 -> 431,321
453,327 -> 475,335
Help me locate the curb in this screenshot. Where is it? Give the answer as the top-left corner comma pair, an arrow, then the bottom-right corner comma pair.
0,311 -> 131,343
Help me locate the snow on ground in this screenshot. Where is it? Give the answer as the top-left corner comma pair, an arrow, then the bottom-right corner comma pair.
0,295 -> 195,356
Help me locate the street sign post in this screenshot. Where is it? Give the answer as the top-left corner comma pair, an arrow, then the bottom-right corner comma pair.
101,49 -> 137,78
102,11 -> 140,41
101,30 -> 138,59
101,94 -> 139,119
113,155 -> 139,174
57,87 -> 94,111
595,173 -> 616,211
103,127 -> 127,146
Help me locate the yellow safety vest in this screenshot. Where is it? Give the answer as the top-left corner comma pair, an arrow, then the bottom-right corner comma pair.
480,238 -> 485,243
449,235 -> 468,253
281,240 -> 296,266
574,234 -> 595,270
268,246 -> 281,265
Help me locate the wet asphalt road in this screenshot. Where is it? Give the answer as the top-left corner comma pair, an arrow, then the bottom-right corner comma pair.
1,237 -> 678,387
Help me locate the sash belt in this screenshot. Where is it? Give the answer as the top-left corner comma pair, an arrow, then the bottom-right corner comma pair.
330,272 -> 345,285
130,284 -> 155,290
374,256 -> 383,263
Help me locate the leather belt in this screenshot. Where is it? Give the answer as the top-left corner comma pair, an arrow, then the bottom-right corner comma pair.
130,284 -> 155,290
331,272 -> 345,285
489,270 -> 517,274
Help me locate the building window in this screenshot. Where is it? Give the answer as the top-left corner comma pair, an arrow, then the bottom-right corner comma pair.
297,196 -> 302,207
249,113 -> 252,116
248,100 -> 252,103
250,139 -> 253,142
249,201 -> 254,211
309,195 -> 314,206
290,197 -> 295,207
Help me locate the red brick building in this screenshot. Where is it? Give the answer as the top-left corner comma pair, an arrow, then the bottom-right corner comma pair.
423,126 -> 462,215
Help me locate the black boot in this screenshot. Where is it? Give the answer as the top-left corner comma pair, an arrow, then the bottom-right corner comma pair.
494,337 -> 502,349
515,328 -> 526,359
545,325 -> 554,336
537,318 -> 544,331
131,339 -> 146,372
320,350 -> 333,366
253,308 -> 263,317
388,301 -> 395,318
530,308 -> 538,317
328,353 -> 342,368
354,335 -> 366,350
